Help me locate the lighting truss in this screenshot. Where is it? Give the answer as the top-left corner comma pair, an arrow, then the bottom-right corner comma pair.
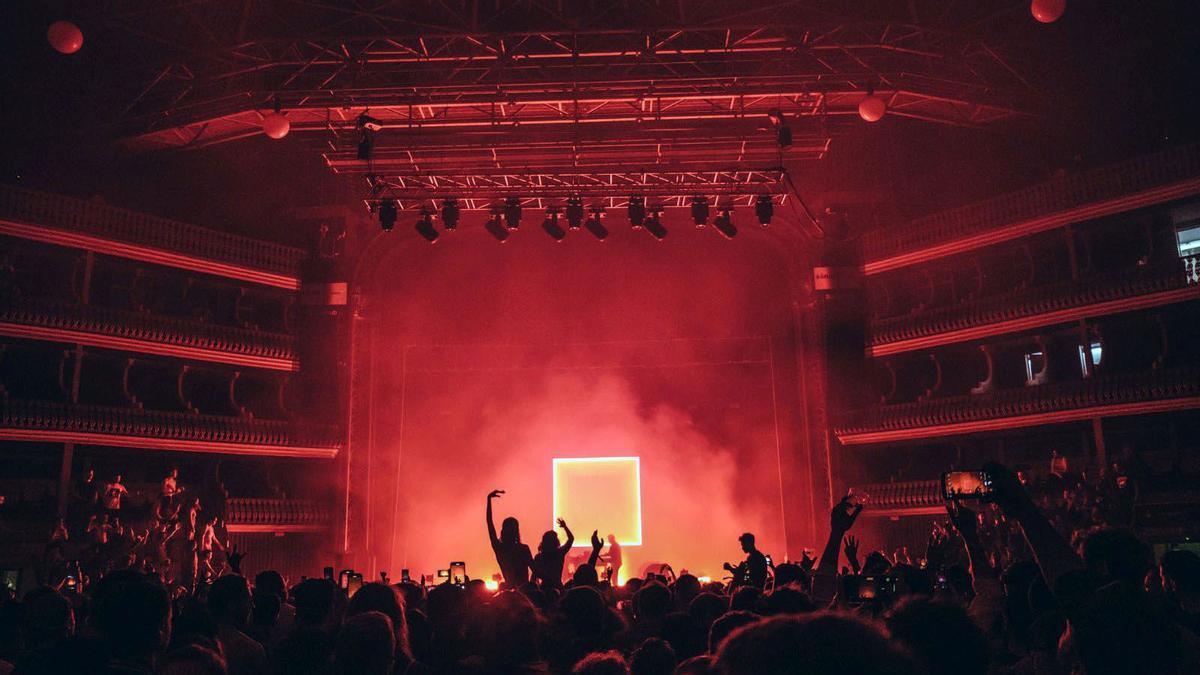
357,169 -> 788,212
102,3 -> 1039,153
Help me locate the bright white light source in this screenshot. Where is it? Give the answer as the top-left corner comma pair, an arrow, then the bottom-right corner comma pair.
552,456 -> 642,546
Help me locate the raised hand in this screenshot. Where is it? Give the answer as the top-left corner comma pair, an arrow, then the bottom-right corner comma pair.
982,462 -> 1033,517
831,492 -> 864,532
800,549 -> 816,571
843,536 -> 859,561
228,543 -> 246,574
946,501 -> 979,539
557,517 -> 567,529
488,489 -> 505,499
591,530 -> 603,551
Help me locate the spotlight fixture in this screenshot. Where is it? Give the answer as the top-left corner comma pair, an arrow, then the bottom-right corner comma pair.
643,208 -> 668,241
755,195 -> 773,226
414,210 -> 439,243
585,206 -> 609,241
713,208 -> 738,239
542,208 -> 567,242
378,199 -> 398,232
485,209 -> 510,242
627,196 -> 646,228
690,196 -> 709,227
566,197 -> 584,230
503,197 -> 522,230
441,198 -> 460,230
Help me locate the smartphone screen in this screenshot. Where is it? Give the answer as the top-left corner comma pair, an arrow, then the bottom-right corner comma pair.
347,572 -> 363,597
323,566 -> 335,581
339,569 -> 351,590
401,568 -> 411,582
941,471 -> 994,500
449,561 -> 466,586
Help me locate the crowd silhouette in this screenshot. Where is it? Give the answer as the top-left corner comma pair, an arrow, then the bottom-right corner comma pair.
1,460 -> 1198,674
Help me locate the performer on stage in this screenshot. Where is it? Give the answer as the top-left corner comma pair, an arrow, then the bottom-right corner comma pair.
602,533 -> 622,584
723,532 -> 769,589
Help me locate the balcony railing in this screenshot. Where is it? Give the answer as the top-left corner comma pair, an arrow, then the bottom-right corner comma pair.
0,184 -> 306,279
849,480 -> 943,516
0,397 -> 339,458
0,298 -> 297,369
227,498 -> 332,532
862,144 -> 1200,264
869,266 -> 1197,355
837,366 -> 1200,445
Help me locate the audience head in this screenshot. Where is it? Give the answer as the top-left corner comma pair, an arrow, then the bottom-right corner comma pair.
91,570 -> 171,662
715,613 -> 918,675
728,586 -> 760,613
158,644 -> 227,675
207,575 -> 252,628
574,649 -> 630,675
254,570 -> 287,601
22,586 -> 74,647
688,592 -> 728,631
501,516 -> 521,544
708,611 -> 759,654
292,578 -> 337,628
346,582 -> 411,659
634,581 -> 672,622
540,529 -> 561,554
1082,528 -> 1153,587
738,533 -> 755,553
477,591 -> 544,668
631,637 -> 676,675
762,584 -> 814,616
335,611 -> 395,675
885,597 -> 988,675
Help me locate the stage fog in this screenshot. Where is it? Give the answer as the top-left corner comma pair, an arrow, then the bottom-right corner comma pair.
350,219 -> 815,583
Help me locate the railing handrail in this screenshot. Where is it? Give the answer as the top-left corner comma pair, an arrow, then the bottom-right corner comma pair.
863,144 -> 1200,261
869,266 -> 1189,345
0,184 -> 306,275
838,365 -> 1200,435
0,297 -> 296,359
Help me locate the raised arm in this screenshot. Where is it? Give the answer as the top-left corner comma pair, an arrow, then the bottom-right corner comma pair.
588,530 -> 603,567
818,493 -> 863,573
557,518 -> 575,553
984,462 -> 1083,590
486,490 -> 503,548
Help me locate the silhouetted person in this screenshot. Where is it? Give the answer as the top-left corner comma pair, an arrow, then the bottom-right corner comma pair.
604,534 -> 622,584
723,533 -> 767,589
335,611 -> 395,675
208,575 -> 268,675
533,518 -> 575,590
486,489 -> 533,588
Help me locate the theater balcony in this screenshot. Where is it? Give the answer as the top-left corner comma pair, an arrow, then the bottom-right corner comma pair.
0,299 -> 297,371
226,497 -> 332,533
869,266 -> 1198,357
0,184 -> 305,289
836,365 -> 1200,445
848,480 -> 943,518
0,397 -> 339,458
861,143 -> 1200,275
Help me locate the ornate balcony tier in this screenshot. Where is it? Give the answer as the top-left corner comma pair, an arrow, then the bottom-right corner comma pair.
226,497 -> 331,533
862,144 -> 1200,275
0,299 -> 297,371
0,184 -> 304,290
849,480 -> 943,517
869,269 -> 1199,357
836,366 -> 1200,445
0,398 -> 339,458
